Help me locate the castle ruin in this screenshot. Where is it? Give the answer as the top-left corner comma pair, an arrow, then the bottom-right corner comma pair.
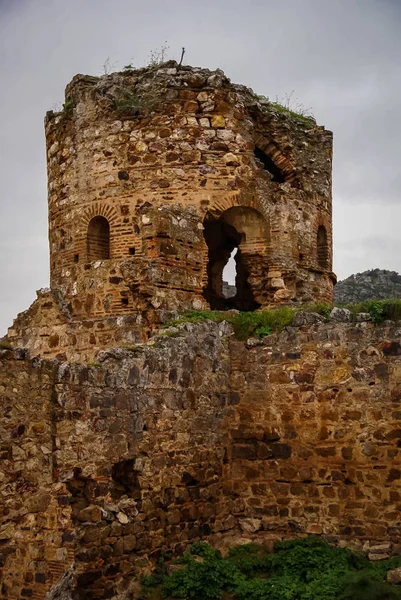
2,63 -> 399,600
7,61 -> 334,361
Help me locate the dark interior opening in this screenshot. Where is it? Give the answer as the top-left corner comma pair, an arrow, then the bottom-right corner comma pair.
254,146 -> 285,183
203,214 -> 260,311
111,459 -> 141,499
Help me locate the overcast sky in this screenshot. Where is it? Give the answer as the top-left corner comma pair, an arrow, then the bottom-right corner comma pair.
0,0 -> 400,334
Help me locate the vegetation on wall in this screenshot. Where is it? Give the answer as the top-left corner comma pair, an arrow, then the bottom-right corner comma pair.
163,299 -> 401,340
163,307 -> 294,340
112,87 -> 142,115
140,539 -> 401,600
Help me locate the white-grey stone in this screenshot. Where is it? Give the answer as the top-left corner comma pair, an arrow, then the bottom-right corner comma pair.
45,566 -> 76,600
292,311 -> 324,327
329,307 -> 352,322
355,312 -> 372,322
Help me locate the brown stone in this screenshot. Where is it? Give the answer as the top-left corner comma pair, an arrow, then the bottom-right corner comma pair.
387,567 -> 401,583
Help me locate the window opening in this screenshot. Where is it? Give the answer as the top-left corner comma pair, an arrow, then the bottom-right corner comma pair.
254,146 -> 285,183
317,225 -> 329,269
203,210 -> 261,312
87,216 -> 110,261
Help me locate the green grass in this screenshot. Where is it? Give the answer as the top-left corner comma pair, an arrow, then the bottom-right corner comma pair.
158,330 -> 182,338
163,299 -> 400,340
163,307 -> 294,341
139,538 -> 401,600
62,98 -> 73,112
270,102 -> 315,124
304,302 -> 332,319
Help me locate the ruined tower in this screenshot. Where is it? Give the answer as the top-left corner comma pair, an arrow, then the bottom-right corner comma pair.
7,61 -> 335,359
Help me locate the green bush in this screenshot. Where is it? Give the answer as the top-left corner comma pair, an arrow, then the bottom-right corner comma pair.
161,542 -> 244,599
346,299 -> 401,324
62,98 -> 73,112
338,573 -> 401,600
140,538 -> 401,600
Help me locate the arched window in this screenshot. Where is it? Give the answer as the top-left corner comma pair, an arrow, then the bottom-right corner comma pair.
87,216 -> 110,261
317,225 -> 329,269
254,146 -> 285,183
203,207 -> 268,311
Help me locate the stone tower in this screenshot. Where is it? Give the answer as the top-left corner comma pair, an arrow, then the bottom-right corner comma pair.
7,61 -> 335,359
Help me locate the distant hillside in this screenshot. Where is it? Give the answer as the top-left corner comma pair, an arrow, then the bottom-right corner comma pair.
334,269 -> 401,304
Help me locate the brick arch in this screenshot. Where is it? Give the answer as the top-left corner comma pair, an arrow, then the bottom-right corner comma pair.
80,203 -> 119,261
206,191 -> 268,220
253,133 -> 299,187
81,203 -> 119,229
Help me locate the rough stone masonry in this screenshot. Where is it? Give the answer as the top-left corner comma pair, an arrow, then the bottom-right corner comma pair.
0,318 -> 400,599
2,62 -> 399,600
5,60 -> 334,361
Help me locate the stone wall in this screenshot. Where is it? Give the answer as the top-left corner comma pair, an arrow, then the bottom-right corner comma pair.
0,322 -> 232,599
227,320 -> 401,546
6,289 -> 144,362
0,351 -> 72,600
1,319 -> 400,599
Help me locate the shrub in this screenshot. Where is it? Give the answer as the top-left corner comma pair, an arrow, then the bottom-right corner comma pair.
161,543 -> 244,599
347,299 -> 401,324
140,538 -> 401,600
338,573 -> 401,600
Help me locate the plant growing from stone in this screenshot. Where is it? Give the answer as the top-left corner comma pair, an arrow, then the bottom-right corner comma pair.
148,40 -> 170,66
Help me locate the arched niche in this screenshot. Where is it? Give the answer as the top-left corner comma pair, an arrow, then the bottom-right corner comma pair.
317,225 -> 329,269
87,216 -> 110,261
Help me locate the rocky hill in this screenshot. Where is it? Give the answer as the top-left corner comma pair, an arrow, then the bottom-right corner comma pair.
334,269 -> 401,304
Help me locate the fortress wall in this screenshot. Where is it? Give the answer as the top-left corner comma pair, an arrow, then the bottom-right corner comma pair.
1,319 -> 400,599
52,321 -> 231,599
0,321 -> 231,599
227,321 -> 401,547
6,289 -> 145,362
0,352 -> 72,600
